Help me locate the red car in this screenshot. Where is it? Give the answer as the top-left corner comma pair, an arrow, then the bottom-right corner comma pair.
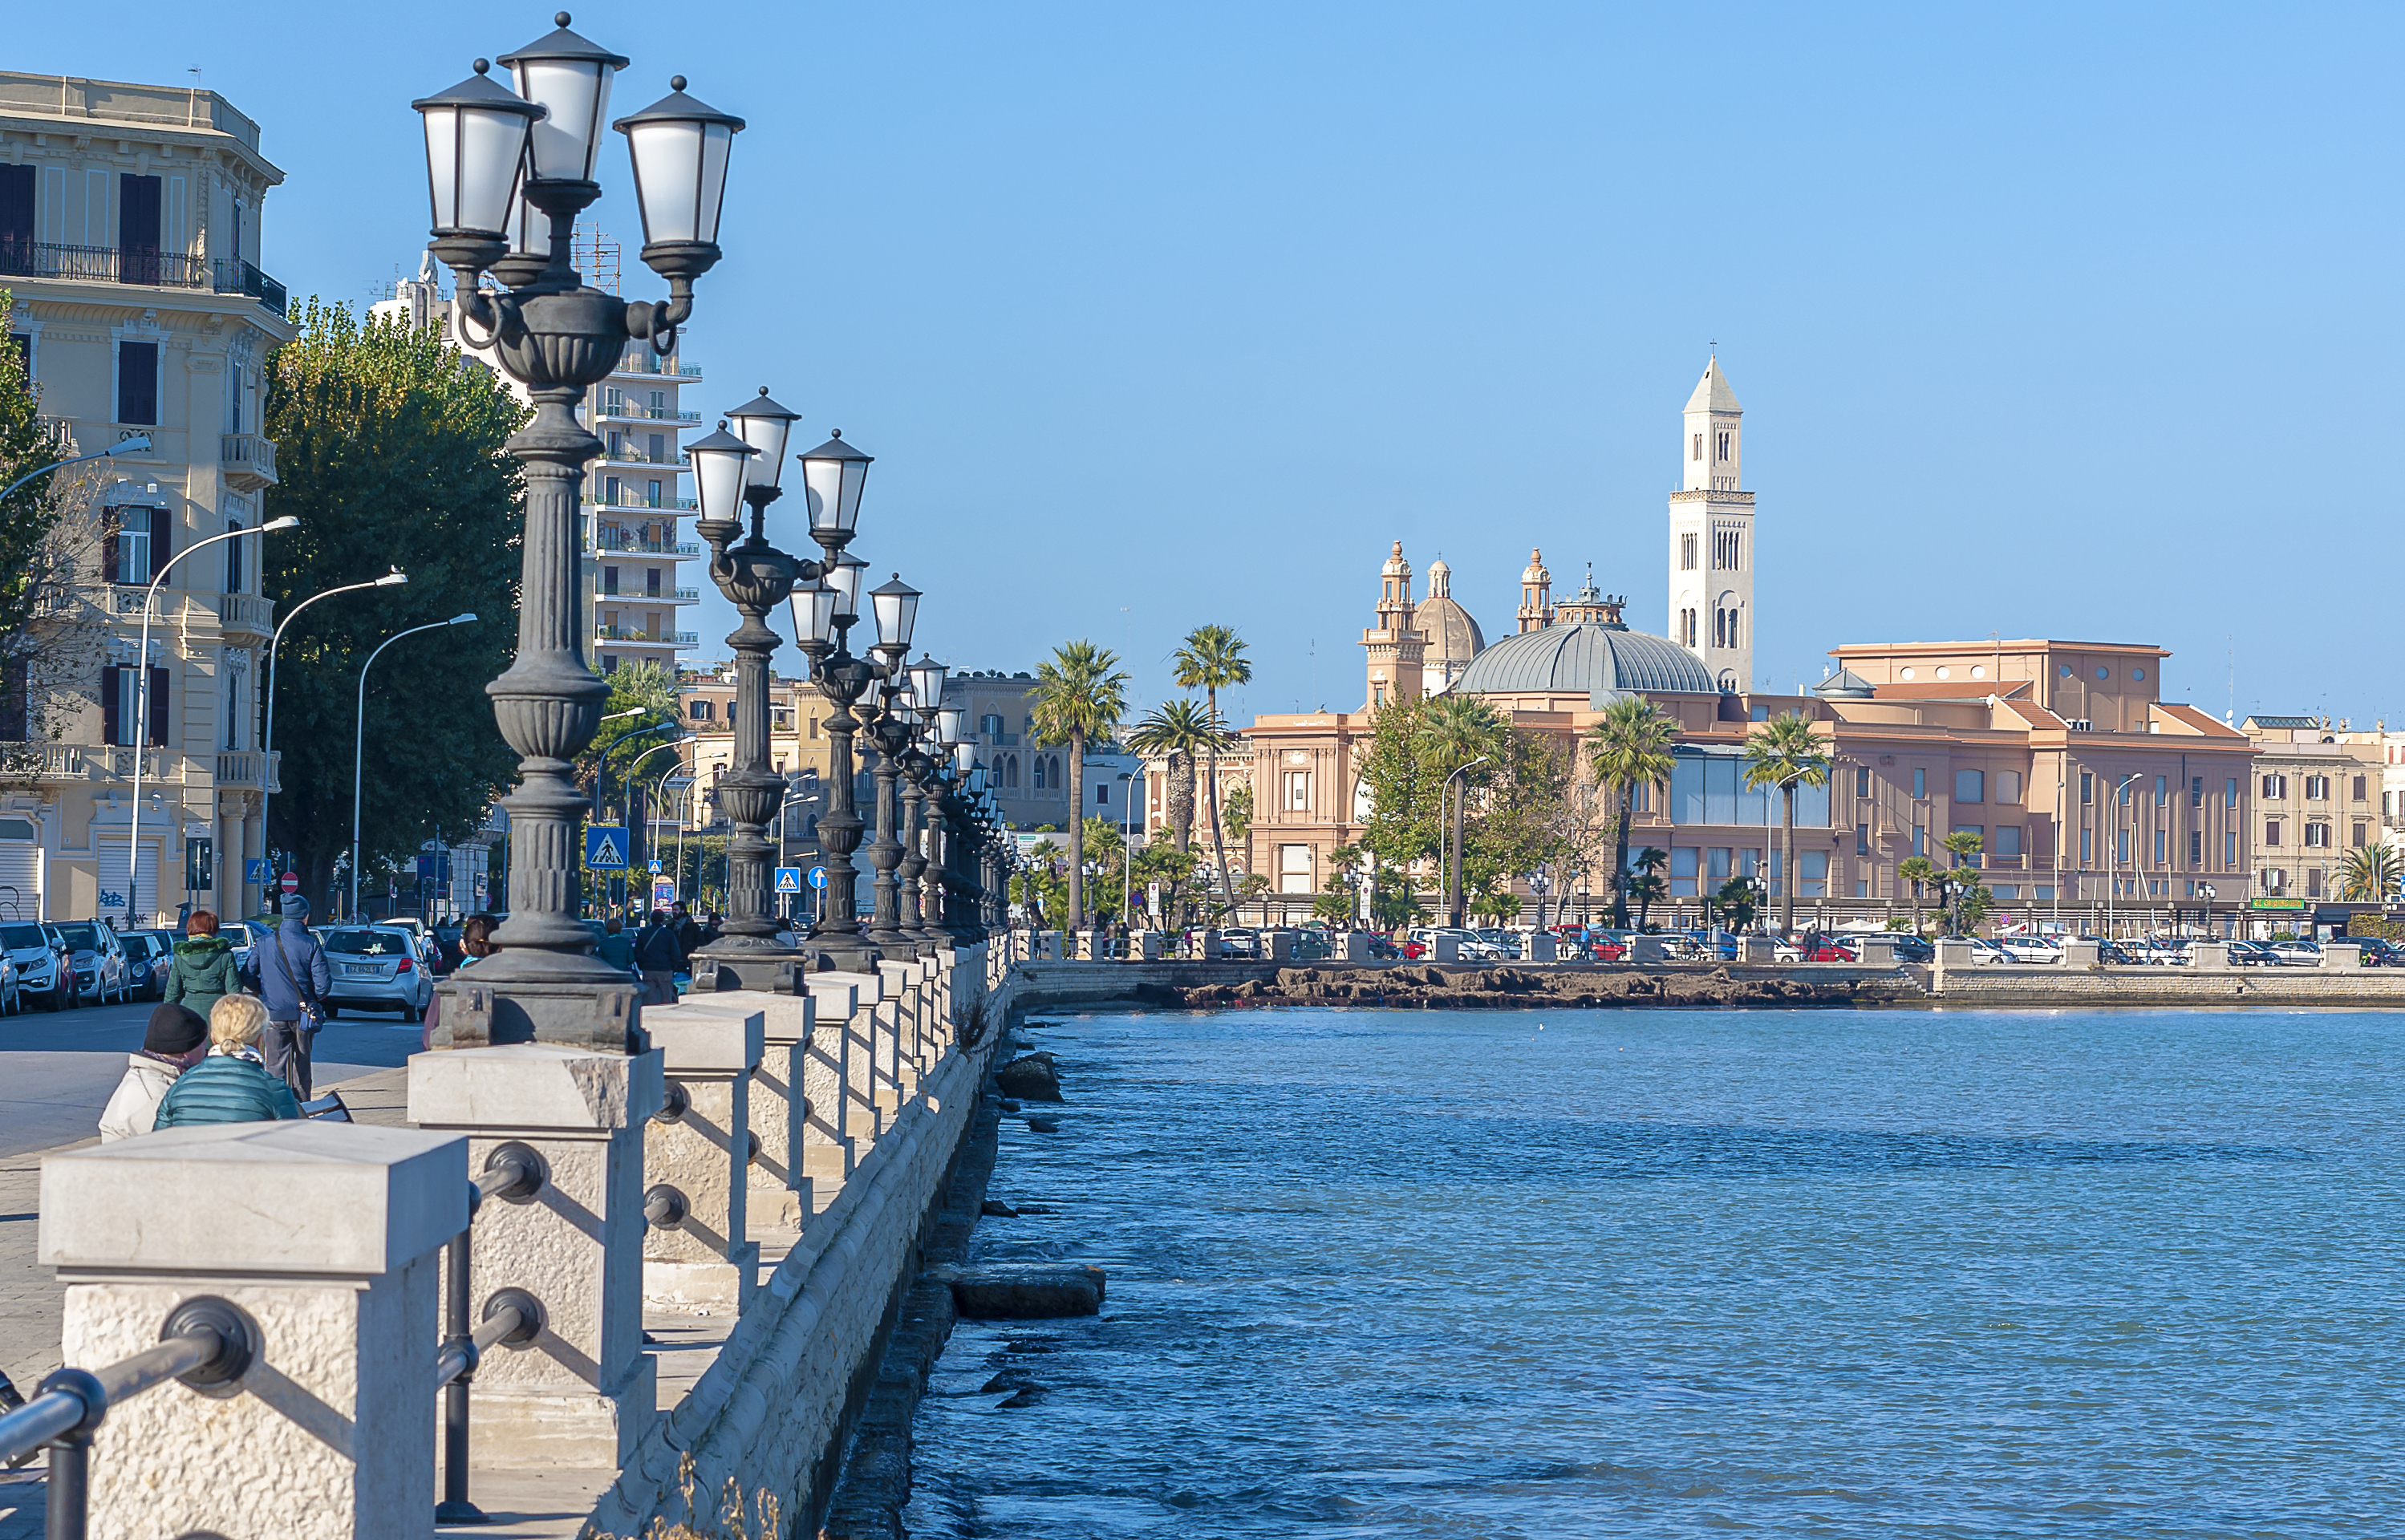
1806,939 -> 1859,962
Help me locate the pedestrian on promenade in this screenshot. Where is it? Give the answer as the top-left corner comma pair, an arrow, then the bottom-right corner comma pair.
245,894 -> 331,1100
671,902 -> 701,956
153,995 -> 301,1129
458,913 -> 501,966
598,913 -> 637,973
635,908 -> 684,1005
97,1001 -> 209,1141
161,910 -> 242,1022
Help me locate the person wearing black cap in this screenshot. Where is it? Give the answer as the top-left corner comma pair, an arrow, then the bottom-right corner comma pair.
98,1001 -> 209,1142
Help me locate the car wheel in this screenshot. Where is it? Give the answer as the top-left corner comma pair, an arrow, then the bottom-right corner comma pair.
403,997 -> 423,1024
322,1003 -> 339,1020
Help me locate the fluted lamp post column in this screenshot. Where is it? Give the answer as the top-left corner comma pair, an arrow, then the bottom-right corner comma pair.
858,575 -> 921,954
412,15 -> 744,1048
686,387 -> 821,992
791,437 -> 879,971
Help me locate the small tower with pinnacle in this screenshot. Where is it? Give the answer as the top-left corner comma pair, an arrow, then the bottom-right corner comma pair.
1361,541 -> 1426,709
1668,355 -> 1754,691
1518,548 -> 1553,634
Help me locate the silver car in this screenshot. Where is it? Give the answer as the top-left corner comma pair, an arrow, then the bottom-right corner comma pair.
51,920 -> 131,1005
317,925 -> 435,1021
0,922 -> 55,1011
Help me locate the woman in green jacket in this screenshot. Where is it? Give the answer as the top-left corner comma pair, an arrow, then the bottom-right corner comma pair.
161,910 -> 243,1022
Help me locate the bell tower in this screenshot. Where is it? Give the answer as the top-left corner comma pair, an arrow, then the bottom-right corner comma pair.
1668,355 -> 1754,692
1518,548 -> 1553,634
1362,541 -> 1426,710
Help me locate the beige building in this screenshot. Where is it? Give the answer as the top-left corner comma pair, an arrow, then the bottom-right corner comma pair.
0,71 -> 293,924
2239,715 -> 2383,912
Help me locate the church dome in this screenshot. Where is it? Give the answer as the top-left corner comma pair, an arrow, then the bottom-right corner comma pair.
1413,592 -> 1485,675
1456,617 -> 1718,699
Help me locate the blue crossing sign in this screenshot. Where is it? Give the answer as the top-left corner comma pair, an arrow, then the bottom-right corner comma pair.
584,826 -> 631,870
245,857 -> 272,884
774,867 -> 803,894
648,860 -> 663,874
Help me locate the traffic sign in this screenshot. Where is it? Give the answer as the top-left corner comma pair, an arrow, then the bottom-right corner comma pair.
245,857 -> 271,884
584,826 -> 630,870
809,865 -> 827,890
774,867 -> 803,894
647,859 -> 663,875
280,872 -> 299,895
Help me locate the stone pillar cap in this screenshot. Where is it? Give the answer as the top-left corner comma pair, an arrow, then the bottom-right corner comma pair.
647,1003 -> 766,1072
817,968 -> 885,1004
803,977 -> 860,1021
411,1044 -> 666,1131
41,1121 -> 467,1276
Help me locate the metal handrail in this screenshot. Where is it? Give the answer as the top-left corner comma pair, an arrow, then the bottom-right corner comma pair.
432,1145 -> 547,1524
0,1297 -> 258,1539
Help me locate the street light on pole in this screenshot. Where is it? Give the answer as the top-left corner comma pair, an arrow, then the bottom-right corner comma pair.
123,514 -> 297,927
0,433 -> 152,502
260,567 -> 408,899
354,614 -> 477,920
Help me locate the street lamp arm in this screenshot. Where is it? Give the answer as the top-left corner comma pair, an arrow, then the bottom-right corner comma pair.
351,615 -> 477,919
0,435 -> 152,503
257,568 -> 408,898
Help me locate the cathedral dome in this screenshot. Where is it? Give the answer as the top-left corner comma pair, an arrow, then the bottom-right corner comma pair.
1413,589 -> 1485,684
1456,615 -> 1718,700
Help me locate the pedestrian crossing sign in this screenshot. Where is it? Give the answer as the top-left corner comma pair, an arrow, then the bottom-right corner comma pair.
245,857 -> 272,883
775,867 -> 803,894
584,827 -> 630,870
648,860 -> 663,874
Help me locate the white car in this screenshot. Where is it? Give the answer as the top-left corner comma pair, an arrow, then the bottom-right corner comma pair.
2266,939 -> 2322,966
317,924 -> 436,1021
1996,937 -> 2064,964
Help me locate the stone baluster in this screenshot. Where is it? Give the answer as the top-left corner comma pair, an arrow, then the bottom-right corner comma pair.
41,1121 -> 468,1540
723,991 -> 817,1231
410,1044 -> 663,1467
817,967 -> 887,1149
641,1002 -> 766,1311
801,974 -> 862,1188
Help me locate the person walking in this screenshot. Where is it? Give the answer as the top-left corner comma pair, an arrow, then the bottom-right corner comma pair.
671,902 -> 701,957
160,910 -> 242,1022
98,1001 -> 210,1141
245,894 -> 331,1100
634,909 -> 684,1006
597,914 -> 637,973
153,995 -> 302,1129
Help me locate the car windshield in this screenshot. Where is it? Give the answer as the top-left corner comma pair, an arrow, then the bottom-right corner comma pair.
53,922 -> 103,949
323,928 -> 410,956
0,924 -> 43,950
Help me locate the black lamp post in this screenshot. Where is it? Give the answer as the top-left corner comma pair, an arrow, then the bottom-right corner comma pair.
856,575 -> 921,954
790,524 -> 881,971
412,15 -> 742,1049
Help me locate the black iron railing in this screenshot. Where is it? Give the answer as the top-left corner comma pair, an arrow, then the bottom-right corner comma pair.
431,1142 -> 549,1524
0,240 -> 285,315
0,1297 -> 260,1540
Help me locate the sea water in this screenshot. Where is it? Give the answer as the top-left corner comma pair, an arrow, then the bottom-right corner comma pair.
902,1007 -> 2405,1537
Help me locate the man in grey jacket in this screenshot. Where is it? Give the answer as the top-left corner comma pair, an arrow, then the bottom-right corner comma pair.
249,894 -> 332,1099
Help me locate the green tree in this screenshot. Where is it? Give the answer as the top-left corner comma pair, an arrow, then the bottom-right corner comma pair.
1896,854 -> 1939,934
1714,874 -> 1758,931
1416,693 -> 1509,925
1939,829 -> 1985,932
1584,697 -> 1678,928
1221,783 -> 1253,845
1081,813 -> 1128,923
1131,837 -> 1198,926
1313,842 -> 1368,926
1742,711 -> 1832,934
262,301 -> 525,909
1354,695 -> 1442,873
1629,847 -> 1669,930
1028,639 -> 1128,929
2341,842 -> 2403,903
1172,625 -> 1252,913
1123,697 -> 1227,852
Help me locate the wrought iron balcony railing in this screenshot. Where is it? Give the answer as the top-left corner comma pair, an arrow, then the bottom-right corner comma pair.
0,239 -> 285,314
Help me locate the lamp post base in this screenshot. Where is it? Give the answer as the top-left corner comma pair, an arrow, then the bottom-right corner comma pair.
430,975 -> 647,1054
685,938 -> 814,995
799,935 -> 884,975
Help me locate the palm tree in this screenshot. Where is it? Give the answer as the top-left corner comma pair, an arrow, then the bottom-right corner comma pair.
1628,866 -> 1669,930
1741,711 -> 1832,934
2342,842 -> 2404,903
1416,694 -> 1509,926
1896,855 -> 1938,934
1584,698 -> 1678,928
1029,639 -> 1129,930
1123,698 -> 1226,853
1173,625 -> 1252,915
1939,829 -> 1985,933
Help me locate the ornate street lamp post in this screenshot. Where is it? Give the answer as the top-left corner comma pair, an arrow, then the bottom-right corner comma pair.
412,16 -> 743,1048
856,575 -> 921,954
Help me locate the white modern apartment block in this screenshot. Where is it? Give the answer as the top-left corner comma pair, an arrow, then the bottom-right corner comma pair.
0,71 -> 292,924
380,233 -> 704,677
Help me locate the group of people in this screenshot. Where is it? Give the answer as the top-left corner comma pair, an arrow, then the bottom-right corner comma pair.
594,903 -> 718,1003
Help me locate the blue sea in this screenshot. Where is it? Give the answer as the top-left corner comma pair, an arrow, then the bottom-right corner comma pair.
904,1007 -> 2405,1537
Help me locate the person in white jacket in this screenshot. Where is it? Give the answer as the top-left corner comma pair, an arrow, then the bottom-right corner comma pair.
98,1002 -> 209,1142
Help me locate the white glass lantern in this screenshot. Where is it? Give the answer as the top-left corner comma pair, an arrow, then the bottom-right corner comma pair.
683,423 -> 756,524
612,77 -> 746,253
501,179 -> 552,266
725,387 -> 801,492
870,575 -> 920,653
412,61 -> 545,238
789,581 -> 837,647
826,553 -> 870,623
798,431 -> 872,536
908,654 -> 947,708
955,743 -> 976,776
498,13 -> 628,185
938,706 -> 967,745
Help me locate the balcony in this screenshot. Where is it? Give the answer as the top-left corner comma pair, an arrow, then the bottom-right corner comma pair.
0,240 -> 285,314
596,403 -> 702,424
590,489 -> 697,512
595,446 -> 689,469
215,748 -> 280,792
596,626 -> 699,646
221,432 -> 278,492
614,351 -> 704,379
591,533 -> 701,557
217,591 -> 275,644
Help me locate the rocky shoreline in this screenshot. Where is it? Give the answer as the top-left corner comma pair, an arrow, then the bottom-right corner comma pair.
1165,963 -> 1916,1011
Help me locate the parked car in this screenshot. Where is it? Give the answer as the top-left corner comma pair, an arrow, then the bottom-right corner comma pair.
1679,929 -> 1742,961
1996,935 -> 2065,964
0,922 -> 57,1011
1215,927 -> 1261,959
122,929 -> 179,999
318,924 -> 436,1021
1364,933 -> 1401,960
51,920 -> 130,1005
2266,938 -> 2323,967
2345,937 -> 2399,967
1408,926 -> 1505,962
1471,928 -> 1524,960
1807,938 -> 1861,962
2224,938 -> 2281,967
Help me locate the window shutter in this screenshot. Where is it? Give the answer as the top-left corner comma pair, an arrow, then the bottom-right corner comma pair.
147,666 -> 168,748
148,508 -> 170,582
100,509 -> 120,584
101,665 -> 120,745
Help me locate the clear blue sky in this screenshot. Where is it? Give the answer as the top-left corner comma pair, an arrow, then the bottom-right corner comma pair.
17,3 -> 2395,729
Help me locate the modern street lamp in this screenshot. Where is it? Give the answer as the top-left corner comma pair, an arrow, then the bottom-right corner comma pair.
1441,755 -> 1490,928
353,614 -> 477,921
259,567 -> 409,896
412,16 -> 744,1039
122,514 -> 297,927
0,433 -> 152,502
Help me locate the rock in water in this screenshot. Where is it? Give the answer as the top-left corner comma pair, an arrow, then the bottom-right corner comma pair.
996,1052 -> 1065,1102
1026,1116 -> 1061,1133
999,1097 -> 1024,1112
980,1198 -> 1020,1218
947,1263 -> 1107,1319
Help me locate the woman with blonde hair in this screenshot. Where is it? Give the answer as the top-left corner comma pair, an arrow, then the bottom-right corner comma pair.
152,995 -> 302,1129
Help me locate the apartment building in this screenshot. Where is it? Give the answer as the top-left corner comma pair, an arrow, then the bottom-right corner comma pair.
938,671 -> 1093,831
2241,715 -> 2383,910
0,71 -> 292,923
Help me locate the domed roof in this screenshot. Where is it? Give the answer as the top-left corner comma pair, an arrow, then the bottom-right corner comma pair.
1413,592 -> 1485,667
1456,619 -> 1718,700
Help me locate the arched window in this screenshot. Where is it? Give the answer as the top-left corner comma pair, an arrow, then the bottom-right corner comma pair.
1052,756 -> 1064,791
1032,756 -> 1045,790
1005,754 -> 1020,788
1692,432 -> 1702,462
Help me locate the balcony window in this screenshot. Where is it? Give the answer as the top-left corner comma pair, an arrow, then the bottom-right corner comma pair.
116,341 -> 158,425
602,565 -> 618,595
2265,819 -> 2281,847
604,476 -> 620,505
647,480 -> 662,508
645,568 -> 661,598
103,506 -> 167,585
225,520 -> 244,593
120,174 -> 162,285
101,664 -> 168,747
1993,825 -> 2023,860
